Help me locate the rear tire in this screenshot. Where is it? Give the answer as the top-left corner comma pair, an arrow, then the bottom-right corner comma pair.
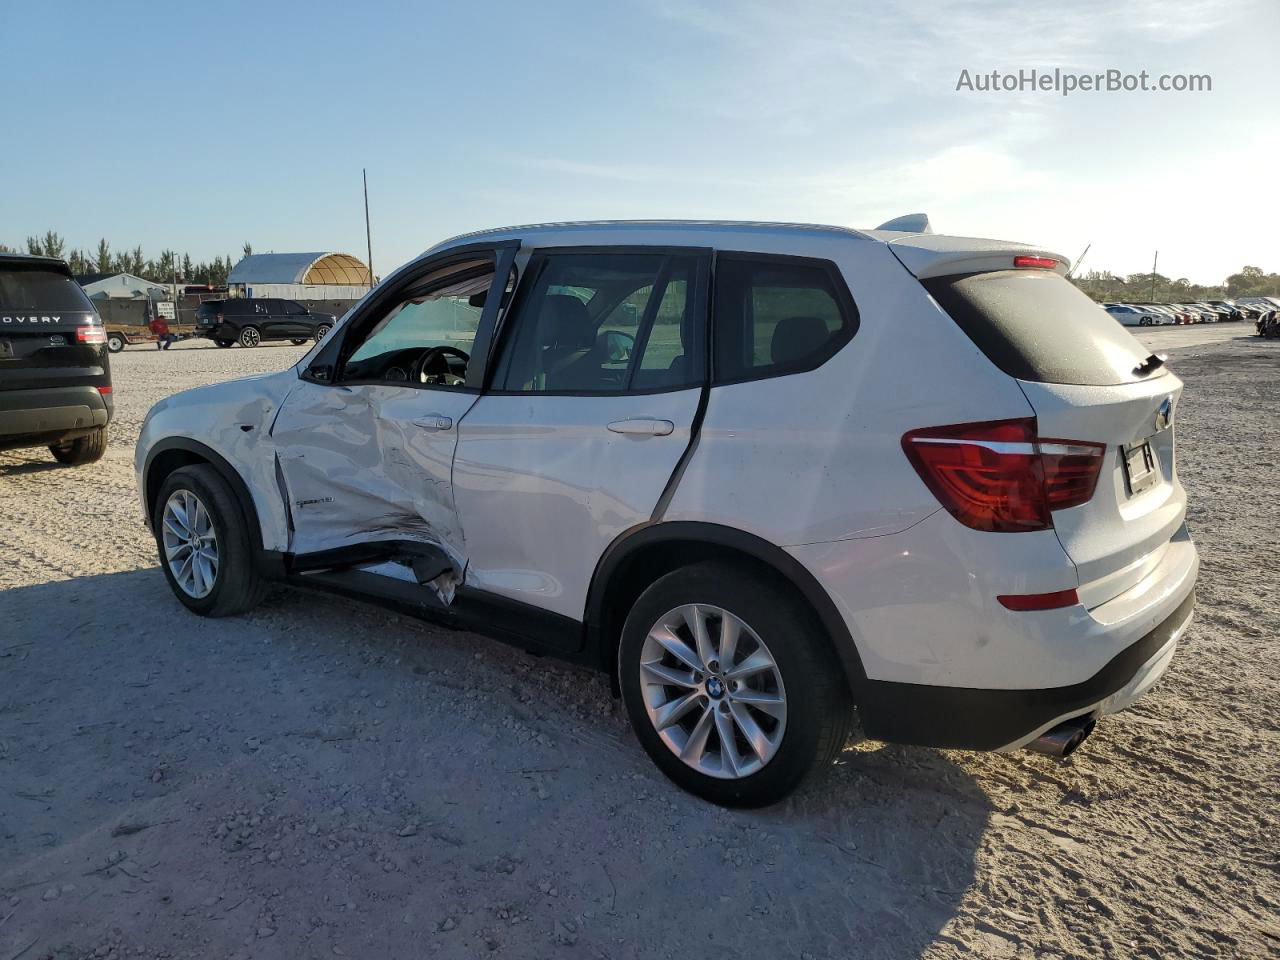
290,338 -> 308,345
215,339 -> 233,348
153,464 -> 267,617
107,333 -> 126,353
50,426 -> 108,465
238,326 -> 262,348
619,562 -> 853,807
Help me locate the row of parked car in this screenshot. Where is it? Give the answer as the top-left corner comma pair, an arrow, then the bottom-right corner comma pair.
1103,297 -> 1280,331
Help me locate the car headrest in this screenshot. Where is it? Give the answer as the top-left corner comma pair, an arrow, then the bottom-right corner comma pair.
770,315 -> 829,366
541,294 -> 595,349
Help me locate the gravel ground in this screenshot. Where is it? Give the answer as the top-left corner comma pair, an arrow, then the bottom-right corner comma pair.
1,327 -> 1277,959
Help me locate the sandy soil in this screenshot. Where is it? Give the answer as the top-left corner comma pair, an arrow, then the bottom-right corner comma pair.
1,328 -> 1277,959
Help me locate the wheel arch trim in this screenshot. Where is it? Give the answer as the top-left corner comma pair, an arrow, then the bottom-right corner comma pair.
143,438 -> 267,558
584,520 -> 869,696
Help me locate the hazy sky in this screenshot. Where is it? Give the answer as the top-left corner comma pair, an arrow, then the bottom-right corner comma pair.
3,0 -> 1276,283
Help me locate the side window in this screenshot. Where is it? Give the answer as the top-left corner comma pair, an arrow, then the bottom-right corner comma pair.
712,255 -> 857,383
496,252 -> 703,393
340,261 -> 494,388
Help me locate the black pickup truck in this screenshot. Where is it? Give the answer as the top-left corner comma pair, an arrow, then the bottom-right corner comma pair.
0,253 -> 112,465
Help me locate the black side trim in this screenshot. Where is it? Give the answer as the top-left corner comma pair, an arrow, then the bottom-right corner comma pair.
858,589 -> 1196,750
652,254 -> 713,520
289,539 -> 453,584
583,521 -> 868,687
283,572 -> 586,659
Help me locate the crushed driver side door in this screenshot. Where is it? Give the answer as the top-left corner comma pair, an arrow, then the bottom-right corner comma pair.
268,243 -> 517,596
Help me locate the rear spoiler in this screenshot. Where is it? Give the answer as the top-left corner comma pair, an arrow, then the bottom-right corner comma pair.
885,234 -> 1070,280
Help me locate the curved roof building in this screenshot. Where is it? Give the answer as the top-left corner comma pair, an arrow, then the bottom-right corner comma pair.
229,252 -> 370,285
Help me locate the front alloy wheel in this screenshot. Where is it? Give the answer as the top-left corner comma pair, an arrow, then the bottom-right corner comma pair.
161,489 -> 219,598
153,464 -> 267,617
639,604 -> 786,779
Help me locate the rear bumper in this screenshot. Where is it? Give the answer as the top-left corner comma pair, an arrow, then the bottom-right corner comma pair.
856,588 -> 1195,750
0,385 -> 111,449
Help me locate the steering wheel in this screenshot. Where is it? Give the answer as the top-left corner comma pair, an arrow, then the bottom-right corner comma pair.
411,345 -> 471,385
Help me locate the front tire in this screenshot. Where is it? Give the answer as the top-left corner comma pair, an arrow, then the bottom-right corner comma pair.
619,562 -> 853,807
238,325 -> 262,348
50,426 -> 108,465
153,465 -> 267,617
314,324 -> 331,342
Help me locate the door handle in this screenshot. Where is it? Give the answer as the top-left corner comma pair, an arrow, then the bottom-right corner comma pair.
413,415 -> 453,431
607,418 -> 674,437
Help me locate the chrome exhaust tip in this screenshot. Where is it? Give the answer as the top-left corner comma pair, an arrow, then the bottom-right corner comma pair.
1025,716 -> 1096,758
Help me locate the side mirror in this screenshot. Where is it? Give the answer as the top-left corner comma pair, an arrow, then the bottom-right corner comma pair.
307,364 -> 333,383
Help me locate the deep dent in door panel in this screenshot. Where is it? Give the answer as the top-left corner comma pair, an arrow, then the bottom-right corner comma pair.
269,383 -> 472,595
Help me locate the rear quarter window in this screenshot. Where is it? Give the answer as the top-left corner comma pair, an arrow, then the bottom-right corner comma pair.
712,254 -> 858,383
924,270 -> 1162,386
0,266 -> 94,312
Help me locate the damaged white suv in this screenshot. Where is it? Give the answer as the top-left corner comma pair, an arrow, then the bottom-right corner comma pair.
136,220 -> 1198,806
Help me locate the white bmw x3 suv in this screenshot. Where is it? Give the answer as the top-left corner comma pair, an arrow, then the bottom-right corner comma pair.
135,220 -> 1198,806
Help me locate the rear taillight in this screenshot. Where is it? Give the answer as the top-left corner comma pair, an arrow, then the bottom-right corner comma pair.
76,326 -> 106,344
96,385 -> 112,396
901,418 -> 1105,532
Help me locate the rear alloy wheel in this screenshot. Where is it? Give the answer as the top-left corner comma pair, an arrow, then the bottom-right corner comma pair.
153,465 -> 266,616
639,603 -> 787,779
620,562 -> 853,807
107,333 -> 126,352
238,325 -> 262,348
314,324 -> 331,342
49,426 -> 108,465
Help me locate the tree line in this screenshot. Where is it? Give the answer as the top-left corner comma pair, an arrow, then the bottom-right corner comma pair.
1071,265 -> 1280,303
0,231 -> 255,287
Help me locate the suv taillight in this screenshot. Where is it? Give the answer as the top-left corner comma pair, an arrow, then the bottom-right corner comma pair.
901,418 -> 1105,532
76,326 -> 106,344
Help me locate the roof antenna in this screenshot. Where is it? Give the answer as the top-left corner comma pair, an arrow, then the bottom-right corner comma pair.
875,213 -> 932,234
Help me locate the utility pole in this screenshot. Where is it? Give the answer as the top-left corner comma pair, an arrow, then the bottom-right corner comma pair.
363,168 -> 374,290
1150,250 -> 1158,302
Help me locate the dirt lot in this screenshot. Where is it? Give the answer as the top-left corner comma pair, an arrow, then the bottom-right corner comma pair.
1,325 -> 1277,959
